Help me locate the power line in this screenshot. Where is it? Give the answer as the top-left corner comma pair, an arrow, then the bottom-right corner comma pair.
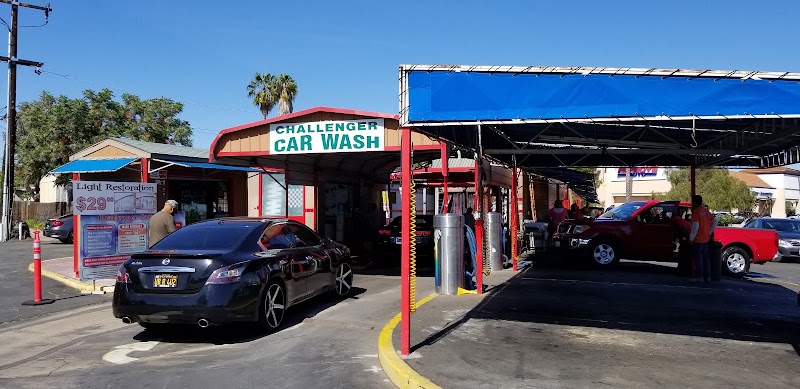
38,69 -> 255,114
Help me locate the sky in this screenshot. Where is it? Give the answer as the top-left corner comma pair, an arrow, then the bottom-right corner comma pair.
2,0 -> 800,150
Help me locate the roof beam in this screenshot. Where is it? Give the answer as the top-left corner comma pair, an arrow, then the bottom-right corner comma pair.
484,148 -> 732,155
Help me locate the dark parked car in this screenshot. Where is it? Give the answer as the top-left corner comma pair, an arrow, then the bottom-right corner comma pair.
112,218 -> 353,332
745,217 -> 800,262
377,215 -> 434,255
43,214 -> 74,243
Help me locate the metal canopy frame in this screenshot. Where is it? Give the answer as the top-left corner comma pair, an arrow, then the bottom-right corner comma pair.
399,64 -> 800,169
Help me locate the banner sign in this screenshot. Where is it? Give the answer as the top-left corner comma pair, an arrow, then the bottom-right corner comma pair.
73,181 -> 159,281
269,118 -> 385,155
613,167 -> 665,181
74,181 -> 158,216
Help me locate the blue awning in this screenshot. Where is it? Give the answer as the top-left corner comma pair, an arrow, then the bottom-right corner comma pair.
154,160 -> 262,173
406,70 -> 800,122
50,158 -> 138,174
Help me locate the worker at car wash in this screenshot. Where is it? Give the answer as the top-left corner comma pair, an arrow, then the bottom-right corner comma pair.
689,195 -> 718,283
149,199 -> 178,247
548,200 -> 568,237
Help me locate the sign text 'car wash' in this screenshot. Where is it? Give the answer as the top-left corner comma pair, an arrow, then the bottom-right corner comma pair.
270,119 -> 384,155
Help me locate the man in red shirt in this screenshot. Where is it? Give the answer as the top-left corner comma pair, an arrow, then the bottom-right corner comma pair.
548,200 -> 568,237
689,195 -> 717,283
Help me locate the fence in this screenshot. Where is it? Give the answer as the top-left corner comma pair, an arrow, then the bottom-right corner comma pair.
13,202 -> 69,222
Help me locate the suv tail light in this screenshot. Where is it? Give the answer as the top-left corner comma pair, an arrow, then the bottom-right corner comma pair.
206,261 -> 249,285
416,231 -> 431,236
379,229 -> 390,235
50,219 -> 64,227
116,264 -> 131,283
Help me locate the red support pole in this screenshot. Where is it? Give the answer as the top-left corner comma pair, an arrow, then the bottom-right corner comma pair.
474,159 -> 483,294
73,173 -> 79,277
511,167 -> 519,271
141,157 -> 149,183
400,127 -> 412,356
23,230 -> 54,305
441,144 -> 449,213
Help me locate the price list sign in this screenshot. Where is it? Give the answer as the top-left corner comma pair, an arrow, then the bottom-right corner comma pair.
73,181 -> 158,281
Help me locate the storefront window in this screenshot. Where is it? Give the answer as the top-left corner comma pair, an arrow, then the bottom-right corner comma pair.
170,180 -> 229,225
261,173 -> 303,217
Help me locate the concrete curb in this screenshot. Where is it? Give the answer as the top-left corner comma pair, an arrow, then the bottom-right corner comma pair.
27,260 -> 115,293
378,293 -> 440,389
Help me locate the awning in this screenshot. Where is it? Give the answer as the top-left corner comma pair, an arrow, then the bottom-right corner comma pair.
50,158 -> 138,174
151,159 -> 263,173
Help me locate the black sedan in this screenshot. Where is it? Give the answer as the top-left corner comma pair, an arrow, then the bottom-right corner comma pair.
43,214 -> 74,243
112,218 -> 353,332
377,215 -> 434,255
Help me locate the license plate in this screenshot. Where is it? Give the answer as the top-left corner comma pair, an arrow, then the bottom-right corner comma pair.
553,240 -> 561,248
153,274 -> 178,288
393,237 -> 402,244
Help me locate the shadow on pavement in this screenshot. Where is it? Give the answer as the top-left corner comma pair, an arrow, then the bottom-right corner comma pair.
415,253 -> 800,353
131,287 -> 367,345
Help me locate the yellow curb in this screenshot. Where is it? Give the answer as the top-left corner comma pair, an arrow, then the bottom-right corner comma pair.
27,261 -> 115,293
378,293 -> 441,389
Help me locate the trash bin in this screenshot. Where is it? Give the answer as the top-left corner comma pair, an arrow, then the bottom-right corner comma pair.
433,214 -> 464,295
485,212 -> 504,271
710,240 -> 723,281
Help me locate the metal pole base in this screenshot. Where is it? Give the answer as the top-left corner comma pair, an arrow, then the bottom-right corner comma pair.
22,299 -> 55,306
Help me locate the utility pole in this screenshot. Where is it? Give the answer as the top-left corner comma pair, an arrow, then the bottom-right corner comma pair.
0,1 -> 50,242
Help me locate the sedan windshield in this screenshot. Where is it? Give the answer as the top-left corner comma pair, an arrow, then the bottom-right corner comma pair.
600,202 -> 645,220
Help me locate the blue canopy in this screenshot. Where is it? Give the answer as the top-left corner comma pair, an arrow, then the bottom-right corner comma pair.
50,158 -> 138,174
406,71 -> 800,122
155,160 -> 262,172
400,65 -> 800,168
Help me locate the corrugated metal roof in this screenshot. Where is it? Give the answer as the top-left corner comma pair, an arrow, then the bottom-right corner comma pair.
51,158 -> 138,174
112,138 -> 208,159
429,158 -> 475,169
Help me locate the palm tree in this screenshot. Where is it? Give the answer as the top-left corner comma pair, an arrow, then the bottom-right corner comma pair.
247,72 -> 277,119
273,74 -> 298,116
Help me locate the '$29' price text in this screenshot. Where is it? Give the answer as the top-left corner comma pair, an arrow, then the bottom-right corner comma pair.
75,196 -> 114,212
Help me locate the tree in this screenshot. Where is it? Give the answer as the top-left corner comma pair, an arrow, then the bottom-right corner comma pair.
273,73 -> 298,116
16,89 -> 193,198
247,72 -> 277,119
654,168 -> 755,211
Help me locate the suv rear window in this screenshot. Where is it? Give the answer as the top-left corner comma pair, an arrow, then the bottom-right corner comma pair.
150,222 -> 256,251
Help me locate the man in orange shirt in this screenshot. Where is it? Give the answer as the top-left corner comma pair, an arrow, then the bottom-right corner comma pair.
689,195 -> 717,283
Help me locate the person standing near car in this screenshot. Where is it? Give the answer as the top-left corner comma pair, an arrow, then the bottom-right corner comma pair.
689,195 -> 717,283
149,200 -> 178,247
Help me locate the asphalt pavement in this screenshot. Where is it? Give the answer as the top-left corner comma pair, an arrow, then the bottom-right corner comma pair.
0,237 -> 110,325
402,257 -> 800,388
0,273 -> 429,389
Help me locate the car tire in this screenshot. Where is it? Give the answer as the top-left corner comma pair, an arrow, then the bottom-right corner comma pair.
772,254 -> 783,263
58,238 -> 69,244
723,246 -> 751,278
62,232 -> 73,244
590,240 -> 620,267
333,263 -> 353,297
259,279 -> 287,332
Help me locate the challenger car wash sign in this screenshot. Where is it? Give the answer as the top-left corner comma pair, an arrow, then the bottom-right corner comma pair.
270,119 -> 385,155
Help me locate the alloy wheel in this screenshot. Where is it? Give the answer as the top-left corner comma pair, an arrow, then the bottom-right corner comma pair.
593,244 -> 616,265
264,283 -> 285,329
335,264 -> 353,296
726,253 -> 746,273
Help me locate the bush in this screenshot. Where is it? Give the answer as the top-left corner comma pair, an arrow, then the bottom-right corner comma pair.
716,214 -> 740,227
25,218 -> 44,231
